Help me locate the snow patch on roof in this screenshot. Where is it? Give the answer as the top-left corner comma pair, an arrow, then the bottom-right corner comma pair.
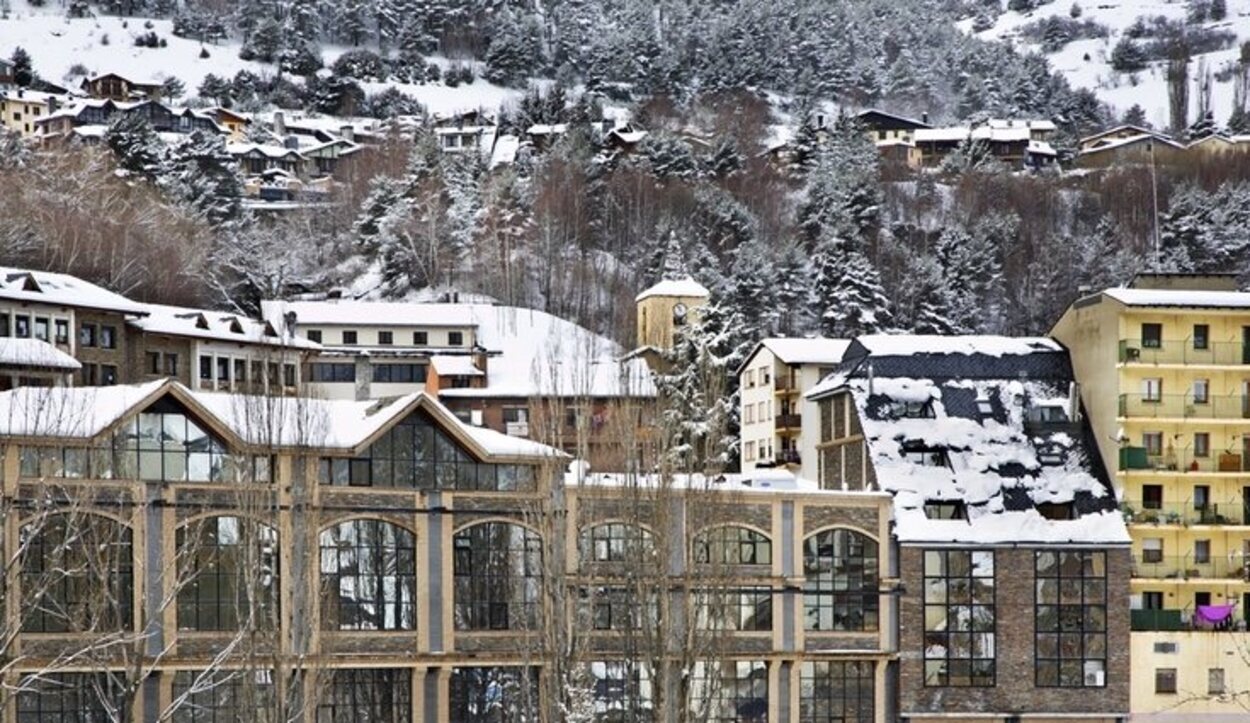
0,338 -> 81,370
855,335 -> 1062,357
1103,287 -> 1250,309
131,303 -> 320,349
430,355 -> 484,377
635,276 -> 711,301
0,266 -> 148,315
0,380 -> 166,438
760,338 -> 850,365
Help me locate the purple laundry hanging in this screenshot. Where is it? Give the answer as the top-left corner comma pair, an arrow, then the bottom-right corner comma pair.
1194,604 -> 1236,626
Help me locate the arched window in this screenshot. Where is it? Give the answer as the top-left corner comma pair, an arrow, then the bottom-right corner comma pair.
453,522 -> 542,631
803,528 -> 878,632
581,522 -> 654,564
22,513 -> 133,633
177,516 -> 279,631
693,526 -> 772,566
319,519 -> 416,631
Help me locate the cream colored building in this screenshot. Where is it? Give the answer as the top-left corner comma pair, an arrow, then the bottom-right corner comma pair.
1051,272 -> 1250,717
737,338 -> 848,478
0,89 -> 62,137
634,276 -> 710,353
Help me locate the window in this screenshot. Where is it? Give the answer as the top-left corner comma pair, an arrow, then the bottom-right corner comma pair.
171,670 -> 275,723
1195,539 -> 1211,564
923,550 -> 995,687
216,357 -> 230,383
1036,550 -> 1107,688
761,366 -> 771,385
744,405 -> 755,424
799,661 -> 875,723
1194,324 -> 1210,350
319,519 -> 415,630
413,331 -> 428,345
1142,323 -> 1163,349
79,323 -> 96,347
1143,591 -> 1164,610
1194,433 -> 1211,458
341,330 -> 357,345
233,359 -> 247,385
1193,379 -> 1210,404
448,331 -> 464,346
33,316 -> 49,342
803,528 -> 879,631
100,325 -> 116,349
1143,485 -> 1163,509
316,411 -> 534,491
450,667 -> 539,722
306,329 -> 322,343
582,522 -> 654,564
586,586 -> 653,630
81,363 -> 97,385
453,522 -> 542,630
1210,668 -> 1225,695
17,673 -> 126,723
177,517 -> 278,631
199,355 -> 213,380
101,364 -> 117,385
1143,432 -> 1163,456
1142,538 -> 1163,563
53,318 -> 68,344
589,662 -> 652,718
690,661 -> 768,723
372,363 -> 427,383
745,370 -> 756,389
0,313 -> 9,336
694,586 -> 772,632
1156,668 -> 1177,694
21,514 -> 133,632
310,363 -> 355,383
1037,502 -> 1075,520
283,363 -> 296,387
378,330 -> 393,345
744,441 -> 755,461
147,351 -> 161,374
924,501 -> 966,520
317,669 -> 411,723
694,526 -> 772,566
1142,378 -> 1163,402
15,315 -> 29,338
112,402 -> 230,481
1194,484 -> 1210,509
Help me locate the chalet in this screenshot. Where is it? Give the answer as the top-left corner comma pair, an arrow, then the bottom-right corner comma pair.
227,142 -> 306,175
856,108 -> 931,143
525,122 -> 568,151
1187,133 -> 1246,157
1079,124 -> 1159,151
301,137 -> 362,176
33,99 -> 224,143
807,335 -> 1130,722
603,125 -> 648,155
206,106 -> 250,140
1074,132 -> 1185,169
432,110 -> 498,155
80,72 -> 165,102
914,120 -> 1058,168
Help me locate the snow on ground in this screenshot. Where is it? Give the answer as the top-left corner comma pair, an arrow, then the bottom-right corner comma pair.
962,0 -> 1250,129
0,0 -> 526,116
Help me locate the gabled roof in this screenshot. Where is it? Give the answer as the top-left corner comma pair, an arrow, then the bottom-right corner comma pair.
1079,124 -> 1156,145
737,337 -> 850,375
1078,133 -> 1185,155
808,335 -> 1126,545
635,276 -> 710,302
0,267 -> 149,315
855,108 -> 931,130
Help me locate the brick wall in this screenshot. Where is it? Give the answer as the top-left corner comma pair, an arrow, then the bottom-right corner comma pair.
897,546 -> 1130,717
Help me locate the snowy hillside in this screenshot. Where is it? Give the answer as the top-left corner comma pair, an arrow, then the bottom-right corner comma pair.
965,0 -> 1250,129
0,0 -> 524,115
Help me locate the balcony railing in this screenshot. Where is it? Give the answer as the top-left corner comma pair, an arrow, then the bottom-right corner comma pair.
1120,338 -> 1250,366
1120,446 -> 1249,473
777,449 -> 801,465
1121,500 -> 1249,526
775,413 -> 801,429
1131,608 -> 1247,632
774,376 -> 799,392
1119,393 -> 1250,420
1132,554 -> 1250,580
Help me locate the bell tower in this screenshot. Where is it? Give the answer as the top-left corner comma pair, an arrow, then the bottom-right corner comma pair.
635,275 -> 710,352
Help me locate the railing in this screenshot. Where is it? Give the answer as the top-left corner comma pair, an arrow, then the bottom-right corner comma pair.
1132,554 -> 1250,580
1131,608 -> 1246,632
1118,393 -> 1250,420
1120,338 -> 1250,366
1121,500 -> 1249,526
774,376 -> 799,392
1120,447 -> 1249,473
775,413 -> 802,429
777,449 -> 801,465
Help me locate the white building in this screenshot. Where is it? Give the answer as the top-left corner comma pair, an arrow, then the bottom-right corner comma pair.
736,337 -> 849,478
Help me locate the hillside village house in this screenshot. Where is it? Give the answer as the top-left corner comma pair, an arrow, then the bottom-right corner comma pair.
262,299 -> 656,470
1051,272 -> 1250,717
34,98 -> 226,144
1,88 -> 61,137
80,71 -> 165,102
807,335 -> 1131,722
0,56 -> 14,87
914,119 -> 1058,169
737,338 -> 849,479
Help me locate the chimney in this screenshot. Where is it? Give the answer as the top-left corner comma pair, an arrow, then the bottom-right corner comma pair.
273,110 -> 285,137
47,96 -> 59,114
340,124 -> 354,143
921,112 -> 929,125
1068,382 -> 1082,423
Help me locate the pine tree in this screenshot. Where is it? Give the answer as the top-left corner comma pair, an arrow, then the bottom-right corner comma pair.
1122,104 -> 1149,127
656,296 -> 737,473
105,113 -> 164,181
162,130 -> 244,227
1110,36 -> 1147,73
9,47 -> 33,87
355,176 -> 407,250
485,12 -> 540,87
812,238 -> 893,338
933,219 -> 1006,334
337,0 -> 369,46
771,241 -> 812,336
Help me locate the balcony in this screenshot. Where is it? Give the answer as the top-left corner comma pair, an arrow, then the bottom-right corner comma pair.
775,413 -> 801,430
1132,554 -> 1250,581
777,449 -> 801,465
1120,447 -> 1248,473
1118,393 -> 1250,420
1121,501 -> 1249,526
1120,338 -> 1250,366
774,376 -> 799,394
1132,608 -> 1246,632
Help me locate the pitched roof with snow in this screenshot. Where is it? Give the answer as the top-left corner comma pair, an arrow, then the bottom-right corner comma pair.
430,355 -> 484,377
129,303 -> 321,350
635,276 -> 711,302
0,338 -> 81,371
738,337 -> 850,374
808,335 -> 1127,545
263,300 -> 477,328
0,267 -> 149,315
1102,287 -> 1250,309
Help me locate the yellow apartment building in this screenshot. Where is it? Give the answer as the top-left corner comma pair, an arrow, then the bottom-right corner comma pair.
1052,272 -> 1250,718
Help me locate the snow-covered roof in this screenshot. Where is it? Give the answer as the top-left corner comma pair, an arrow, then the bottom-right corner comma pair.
855,334 -> 1061,358
569,466 -> 856,496
226,142 -> 305,159
0,338 -> 81,371
430,354 -> 484,377
263,300 -> 477,328
1102,287 -> 1250,309
1028,140 -> 1057,156
490,134 -> 521,168
855,108 -> 931,129
527,123 -> 568,135
0,89 -> 64,104
812,338 -> 1127,545
757,338 -> 850,366
635,276 -> 711,302
608,128 -> 648,145
986,118 -> 1055,131
0,267 -> 149,315
1078,133 -> 1185,155
0,379 -> 167,438
915,127 -> 970,143
129,303 -> 321,350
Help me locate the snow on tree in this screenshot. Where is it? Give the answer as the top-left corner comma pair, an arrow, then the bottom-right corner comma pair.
933,218 -> 1007,334
1110,36 -> 1146,73
9,47 -> 33,87
161,130 -> 245,227
485,10 -> 541,87
105,113 -> 165,181
812,237 -> 893,338
798,115 -> 882,246
1122,104 -> 1149,128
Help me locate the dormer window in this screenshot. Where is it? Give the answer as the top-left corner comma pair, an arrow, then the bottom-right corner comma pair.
888,400 -> 933,419
901,441 -> 947,467
1036,502 -> 1075,520
227,318 -> 244,334
924,501 -> 966,520
976,395 -> 993,417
